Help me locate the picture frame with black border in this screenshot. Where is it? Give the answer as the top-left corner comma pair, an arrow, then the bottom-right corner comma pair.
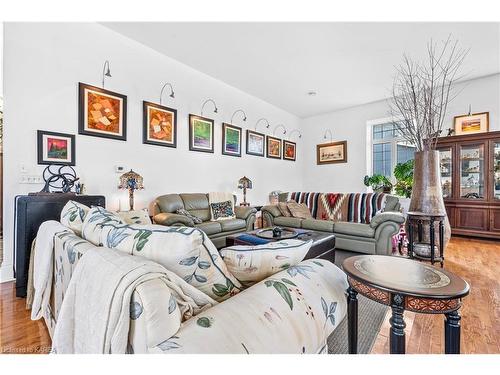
189,114 -> 215,153
142,101 -> 177,148
266,135 -> 282,159
222,123 -> 242,157
246,129 -> 265,157
283,139 -> 296,161
37,130 -> 76,166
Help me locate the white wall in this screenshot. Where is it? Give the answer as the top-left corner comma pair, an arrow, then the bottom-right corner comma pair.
1,23 -> 304,281
301,74 -> 500,192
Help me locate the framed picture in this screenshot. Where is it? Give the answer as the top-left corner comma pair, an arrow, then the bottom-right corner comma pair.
266,135 -> 282,159
189,114 -> 214,153
143,101 -> 177,148
317,140 -> 347,165
246,130 -> 265,157
37,130 -> 75,166
222,123 -> 242,157
283,140 -> 296,161
453,112 -> 489,136
78,82 -> 127,141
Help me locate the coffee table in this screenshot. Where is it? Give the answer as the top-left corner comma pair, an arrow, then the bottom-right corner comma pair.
225,227 -> 336,263
342,255 -> 470,354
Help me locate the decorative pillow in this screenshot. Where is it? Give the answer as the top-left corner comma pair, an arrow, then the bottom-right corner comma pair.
81,206 -> 126,246
60,200 -> 90,236
117,209 -> 152,225
278,202 -> 292,217
287,202 -> 313,219
176,208 -> 203,224
98,224 -> 242,302
210,201 -> 235,221
220,239 -> 313,287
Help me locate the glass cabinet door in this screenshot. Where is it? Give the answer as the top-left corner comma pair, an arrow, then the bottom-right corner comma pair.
493,140 -> 500,200
460,143 -> 485,199
439,147 -> 453,198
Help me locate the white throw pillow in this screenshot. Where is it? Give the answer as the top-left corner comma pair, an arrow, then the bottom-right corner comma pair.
81,206 -> 125,246
220,239 -> 313,287
99,224 -> 242,302
60,200 -> 91,236
117,209 -> 152,225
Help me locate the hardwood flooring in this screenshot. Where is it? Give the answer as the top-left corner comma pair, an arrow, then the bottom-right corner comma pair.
0,236 -> 498,354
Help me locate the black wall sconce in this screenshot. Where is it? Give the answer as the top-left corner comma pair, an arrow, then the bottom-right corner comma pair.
160,82 -> 175,104
201,98 -> 218,116
273,124 -> 287,136
288,129 -> 302,140
254,118 -> 270,131
230,109 -> 247,124
102,60 -> 112,88
323,129 -> 333,142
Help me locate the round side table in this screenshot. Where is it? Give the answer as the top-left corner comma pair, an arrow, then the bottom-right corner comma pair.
407,211 -> 446,268
342,255 -> 469,354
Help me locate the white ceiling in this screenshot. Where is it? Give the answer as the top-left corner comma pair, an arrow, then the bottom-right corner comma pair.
103,22 -> 500,118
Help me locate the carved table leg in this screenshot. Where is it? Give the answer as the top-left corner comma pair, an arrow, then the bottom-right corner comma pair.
445,310 -> 461,354
390,294 -> 406,354
347,287 -> 358,354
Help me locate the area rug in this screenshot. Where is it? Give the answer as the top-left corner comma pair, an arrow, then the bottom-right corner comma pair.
327,294 -> 388,354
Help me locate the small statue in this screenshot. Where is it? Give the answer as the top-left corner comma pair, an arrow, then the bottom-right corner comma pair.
272,227 -> 283,238
38,165 -> 79,194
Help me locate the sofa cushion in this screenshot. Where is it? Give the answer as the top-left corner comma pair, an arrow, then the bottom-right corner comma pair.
369,212 -> 405,228
219,218 -> 246,232
99,224 -> 242,301
156,194 -> 184,213
287,202 -> 313,219
220,239 -> 313,286
81,206 -> 126,245
60,200 -> 90,236
333,222 -> 375,238
277,202 -> 292,217
117,209 -> 152,225
301,218 -> 334,232
274,216 -> 303,228
195,221 -> 222,235
181,193 -> 209,210
210,200 -> 235,221
176,208 -> 203,224
189,209 -> 211,222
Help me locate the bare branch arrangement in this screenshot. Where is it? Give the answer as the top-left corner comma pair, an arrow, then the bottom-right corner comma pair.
390,36 -> 468,151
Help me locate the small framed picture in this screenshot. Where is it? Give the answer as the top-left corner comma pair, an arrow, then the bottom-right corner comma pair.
453,112 -> 489,136
37,130 -> 75,166
222,123 -> 242,157
283,140 -> 296,161
246,129 -> 265,157
266,135 -> 282,159
78,82 -> 127,141
189,114 -> 214,153
317,140 -> 347,165
143,101 -> 177,148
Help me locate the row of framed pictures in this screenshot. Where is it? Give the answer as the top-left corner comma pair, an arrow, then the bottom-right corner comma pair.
36,82 -> 297,165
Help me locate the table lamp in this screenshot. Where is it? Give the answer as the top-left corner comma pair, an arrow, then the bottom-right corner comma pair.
118,169 -> 144,210
238,176 -> 252,206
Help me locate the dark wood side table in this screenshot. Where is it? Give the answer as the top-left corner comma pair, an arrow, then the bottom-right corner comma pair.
407,211 -> 446,267
342,255 -> 469,354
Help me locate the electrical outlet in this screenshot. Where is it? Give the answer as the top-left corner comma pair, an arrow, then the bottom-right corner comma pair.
19,175 -> 43,184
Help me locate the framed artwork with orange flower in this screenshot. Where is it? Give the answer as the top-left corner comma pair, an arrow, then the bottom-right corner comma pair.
266,135 -> 282,159
78,82 -> 127,141
142,101 -> 177,148
283,140 -> 296,161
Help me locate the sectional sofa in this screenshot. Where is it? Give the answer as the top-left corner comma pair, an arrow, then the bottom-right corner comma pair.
262,192 -> 405,255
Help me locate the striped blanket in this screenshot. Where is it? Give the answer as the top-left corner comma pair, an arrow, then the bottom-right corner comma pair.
287,192 -> 387,224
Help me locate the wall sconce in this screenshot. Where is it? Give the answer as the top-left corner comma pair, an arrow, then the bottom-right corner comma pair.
273,124 -> 287,136
254,118 -> 270,131
201,98 -> 218,116
288,129 -> 302,140
323,129 -> 333,142
102,60 -> 112,88
230,109 -> 247,124
160,82 -> 175,104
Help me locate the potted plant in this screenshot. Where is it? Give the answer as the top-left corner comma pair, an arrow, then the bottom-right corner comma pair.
363,174 -> 393,193
389,36 -> 468,248
393,160 -> 413,198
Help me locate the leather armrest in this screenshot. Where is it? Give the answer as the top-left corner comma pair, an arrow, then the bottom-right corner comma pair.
234,206 -> 257,220
369,212 -> 405,228
153,212 -> 194,227
261,205 -> 281,218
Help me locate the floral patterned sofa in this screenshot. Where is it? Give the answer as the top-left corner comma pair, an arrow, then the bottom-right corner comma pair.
39,203 -> 349,354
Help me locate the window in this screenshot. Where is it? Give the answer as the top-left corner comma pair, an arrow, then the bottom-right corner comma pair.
370,121 -> 415,181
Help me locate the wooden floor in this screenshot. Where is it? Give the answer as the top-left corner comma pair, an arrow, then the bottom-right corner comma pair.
0,236 -> 498,354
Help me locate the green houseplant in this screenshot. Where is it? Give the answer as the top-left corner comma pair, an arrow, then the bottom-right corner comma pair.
363,174 -> 393,193
393,160 -> 414,198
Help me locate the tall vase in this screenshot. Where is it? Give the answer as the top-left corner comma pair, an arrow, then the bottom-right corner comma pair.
409,150 -> 451,249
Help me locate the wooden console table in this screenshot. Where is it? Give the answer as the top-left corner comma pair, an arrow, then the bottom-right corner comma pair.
342,255 -> 470,354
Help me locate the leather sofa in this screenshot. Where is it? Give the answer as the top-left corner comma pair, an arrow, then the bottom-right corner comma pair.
152,193 -> 256,248
262,192 -> 405,255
